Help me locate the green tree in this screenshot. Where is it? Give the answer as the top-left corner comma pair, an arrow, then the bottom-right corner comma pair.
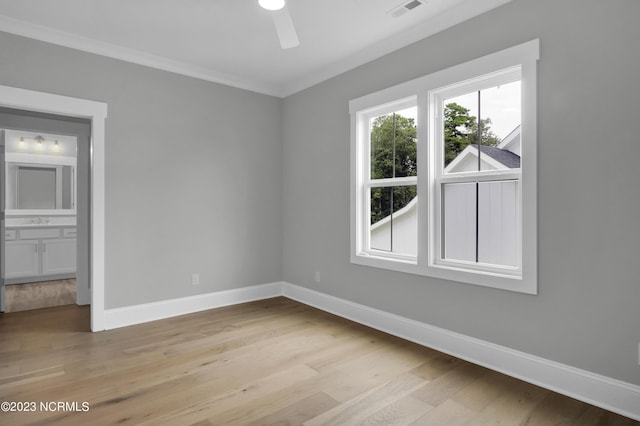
370,114 -> 417,179
444,102 -> 500,166
444,103 -> 475,166
467,116 -> 500,148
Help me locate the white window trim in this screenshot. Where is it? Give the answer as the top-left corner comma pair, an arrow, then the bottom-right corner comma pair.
350,39 -> 539,294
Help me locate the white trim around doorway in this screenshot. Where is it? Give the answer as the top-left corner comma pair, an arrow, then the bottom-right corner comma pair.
0,85 -> 107,331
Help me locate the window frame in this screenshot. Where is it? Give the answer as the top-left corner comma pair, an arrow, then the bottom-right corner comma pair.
350,39 -> 539,294
357,97 -> 418,263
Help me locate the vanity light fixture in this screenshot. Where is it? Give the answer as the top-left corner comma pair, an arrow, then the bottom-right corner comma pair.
15,135 -> 63,153
258,0 -> 285,11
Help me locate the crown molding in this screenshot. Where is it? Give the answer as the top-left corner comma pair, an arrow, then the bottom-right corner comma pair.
0,15 -> 282,97
0,0 -> 512,98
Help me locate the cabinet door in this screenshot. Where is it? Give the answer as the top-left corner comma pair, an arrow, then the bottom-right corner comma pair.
42,239 -> 76,275
5,240 -> 40,278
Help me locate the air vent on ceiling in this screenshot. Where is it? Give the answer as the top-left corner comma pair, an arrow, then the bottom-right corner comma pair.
388,0 -> 425,18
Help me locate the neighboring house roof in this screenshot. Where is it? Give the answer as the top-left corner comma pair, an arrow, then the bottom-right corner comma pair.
498,125 -> 521,153
471,145 -> 521,169
444,125 -> 521,173
371,196 -> 417,229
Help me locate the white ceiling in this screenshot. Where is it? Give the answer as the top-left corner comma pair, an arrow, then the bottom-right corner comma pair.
0,0 -> 511,97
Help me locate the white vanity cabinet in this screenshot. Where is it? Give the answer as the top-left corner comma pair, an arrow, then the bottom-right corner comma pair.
5,227 -> 76,283
5,240 -> 40,278
42,238 -> 76,275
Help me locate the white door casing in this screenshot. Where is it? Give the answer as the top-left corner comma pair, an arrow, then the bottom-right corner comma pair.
0,85 -> 107,331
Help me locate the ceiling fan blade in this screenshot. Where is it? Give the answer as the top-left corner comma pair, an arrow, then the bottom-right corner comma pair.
271,5 -> 299,49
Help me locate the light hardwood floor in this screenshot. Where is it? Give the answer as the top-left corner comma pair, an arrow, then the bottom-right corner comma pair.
4,279 -> 76,313
0,297 -> 637,425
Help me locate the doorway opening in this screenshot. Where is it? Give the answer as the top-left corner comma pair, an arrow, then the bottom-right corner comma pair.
1,110 -> 90,316
0,85 -> 106,331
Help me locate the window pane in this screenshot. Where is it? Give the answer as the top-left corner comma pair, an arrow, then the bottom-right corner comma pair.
443,81 -> 521,173
442,182 -> 476,262
478,180 -> 518,267
370,186 -> 417,256
370,107 -> 417,180
370,187 -> 392,251
391,186 -> 417,256
393,107 -> 418,178
443,180 -> 518,267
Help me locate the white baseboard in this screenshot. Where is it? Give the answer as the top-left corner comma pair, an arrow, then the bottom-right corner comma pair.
102,280 -> 640,420
103,281 -> 283,330
281,282 -> 640,421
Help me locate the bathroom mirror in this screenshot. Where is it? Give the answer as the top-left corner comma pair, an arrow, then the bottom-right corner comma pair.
5,162 -> 75,212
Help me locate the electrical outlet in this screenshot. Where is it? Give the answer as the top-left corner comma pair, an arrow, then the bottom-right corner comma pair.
314,271 -> 321,283
191,273 -> 200,286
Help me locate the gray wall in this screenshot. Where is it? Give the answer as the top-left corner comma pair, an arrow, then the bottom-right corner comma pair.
0,32 -> 283,309
282,0 -> 640,385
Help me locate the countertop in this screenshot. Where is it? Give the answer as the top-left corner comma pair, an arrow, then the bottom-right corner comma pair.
5,223 -> 76,229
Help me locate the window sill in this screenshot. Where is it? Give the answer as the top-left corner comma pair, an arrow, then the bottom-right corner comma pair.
351,253 -> 536,295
